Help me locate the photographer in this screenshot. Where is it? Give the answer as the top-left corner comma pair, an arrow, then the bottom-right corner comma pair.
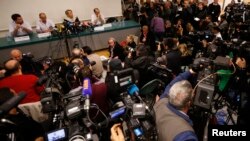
10,49 -> 41,76
155,69 -> 198,141
69,57 -> 110,116
156,38 -> 182,75
125,44 -> 154,87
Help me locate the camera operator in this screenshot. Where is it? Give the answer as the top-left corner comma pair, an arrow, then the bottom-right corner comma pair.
125,44 -> 154,87
0,87 -> 45,141
10,49 -> 41,76
155,69 -> 198,141
71,47 -> 90,68
69,57 -> 110,116
218,14 -> 229,39
156,38 -> 182,75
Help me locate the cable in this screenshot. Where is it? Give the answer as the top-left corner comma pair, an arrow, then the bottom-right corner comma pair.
192,73 -> 216,96
86,104 -> 109,128
192,60 -> 237,96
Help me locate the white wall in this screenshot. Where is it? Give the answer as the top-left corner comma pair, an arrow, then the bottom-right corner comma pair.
0,0 -> 122,31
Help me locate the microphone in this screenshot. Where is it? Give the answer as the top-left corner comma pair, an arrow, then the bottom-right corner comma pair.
127,84 -> 150,113
0,92 -> 26,115
128,84 -> 140,96
82,78 -> 92,110
128,84 -> 144,103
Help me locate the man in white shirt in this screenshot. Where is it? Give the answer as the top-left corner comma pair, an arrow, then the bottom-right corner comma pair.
36,13 -> 55,33
91,8 -> 105,26
9,13 -> 33,37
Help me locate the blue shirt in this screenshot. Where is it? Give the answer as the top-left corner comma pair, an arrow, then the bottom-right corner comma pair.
167,103 -> 198,141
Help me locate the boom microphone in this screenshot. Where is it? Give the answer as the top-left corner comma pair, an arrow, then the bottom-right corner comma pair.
0,92 -> 26,115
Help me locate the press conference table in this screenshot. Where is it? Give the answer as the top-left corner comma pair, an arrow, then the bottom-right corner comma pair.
0,20 -> 140,63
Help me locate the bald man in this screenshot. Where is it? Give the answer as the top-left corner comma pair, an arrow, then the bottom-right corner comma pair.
10,49 -> 41,76
71,48 -> 90,66
10,49 -> 23,61
36,12 -> 55,33
0,59 -> 43,104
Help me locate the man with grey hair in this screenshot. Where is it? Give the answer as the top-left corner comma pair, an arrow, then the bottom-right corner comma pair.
108,37 -> 125,61
154,69 -> 198,141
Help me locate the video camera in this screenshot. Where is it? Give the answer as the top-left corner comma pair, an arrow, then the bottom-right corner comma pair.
107,86 -> 157,141
0,92 -> 26,140
147,62 -> 173,85
43,78 -> 109,141
192,56 -> 231,110
226,2 -> 250,23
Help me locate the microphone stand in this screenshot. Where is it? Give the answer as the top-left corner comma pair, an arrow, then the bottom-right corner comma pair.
63,31 -> 71,58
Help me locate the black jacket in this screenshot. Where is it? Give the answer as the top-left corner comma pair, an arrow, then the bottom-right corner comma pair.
166,49 -> 182,75
139,32 -> 156,52
125,55 -> 154,87
109,43 -> 126,62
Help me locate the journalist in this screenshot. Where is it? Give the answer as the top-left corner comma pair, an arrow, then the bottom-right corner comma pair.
124,44 -> 154,87
0,59 -> 43,104
156,38 -> 182,75
10,49 -> 41,76
154,69 -> 198,141
108,37 -> 126,62
82,46 -> 104,78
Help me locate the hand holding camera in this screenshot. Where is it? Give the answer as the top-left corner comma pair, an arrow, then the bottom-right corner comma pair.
110,123 -> 125,141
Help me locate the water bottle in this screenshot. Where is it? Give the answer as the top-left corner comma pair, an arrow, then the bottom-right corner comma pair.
6,32 -> 12,42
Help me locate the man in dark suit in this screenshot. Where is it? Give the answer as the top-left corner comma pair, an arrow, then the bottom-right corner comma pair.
108,37 -> 125,62
208,0 -> 221,22
139,25 -> 156,52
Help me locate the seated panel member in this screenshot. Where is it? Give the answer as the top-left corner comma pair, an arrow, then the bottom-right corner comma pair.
9,13 -> 33,37
65,9 -> 80,23
91,8 -> 105,26
36,12 -> 55,33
